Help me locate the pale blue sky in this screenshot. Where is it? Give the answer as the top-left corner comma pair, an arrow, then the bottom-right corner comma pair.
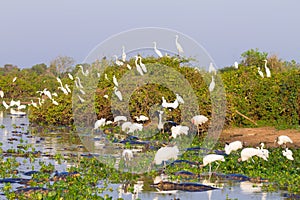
0,0 -> 299,68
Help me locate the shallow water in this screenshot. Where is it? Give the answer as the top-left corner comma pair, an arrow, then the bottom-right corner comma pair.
0,111 -> 293,199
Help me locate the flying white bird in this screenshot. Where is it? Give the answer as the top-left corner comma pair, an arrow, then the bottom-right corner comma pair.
135,56 -> 144,76
153,42 -> 163,58
114,87 -> 122,101
208,63 -> 217,75
114,55 -> 124,66
275,135 -> 293,146
201,154 -> 225,175
234,61 -> 239,69
257,67 -> 264,78
225,141 -> 243,155
171,125 -> 189,138
238,148 -> 269,162
209,75 -> 215,92
175,93 -> 184,104
154,146 -> 179,165
263,59 -> 271,78
122,46 -> 126,62
94,118 -> 106,129
282,148 -> 294,160
175,35 -> 184,55
113,75 -> 118,87
138,56 -> 147,73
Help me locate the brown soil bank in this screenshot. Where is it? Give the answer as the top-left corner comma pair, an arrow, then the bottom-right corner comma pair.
220,127 -> 300,148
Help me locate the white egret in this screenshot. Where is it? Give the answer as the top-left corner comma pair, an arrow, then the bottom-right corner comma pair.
275,135 -> 293,146
114,115 -> 127,123
238,148 -> 268,162
17,104 -> 26,110
122,149 -> 133,161
104,73 -> 109,81
157,110 -> 164,131
234,61 -> 239,69
75,77 -> 84,88
58,86 -> 68,95
113,75 -> 119,87
10,99 -> 20,107
134,115 -> 149,122
171,125 -> 189,138
209,75 -> 215,92
0,90 -> 4,98
138,56 -> 147,73
77,94 -> 85,103
122,46 -> 126,62
134,56 -> 144,76
282,148 -> 294,160
52,92 -> 58,97
225,141 -> 243,155
2,100 -> 10,109
191,115 -> 209,135
153,42 -> 163,58
263,59 -> 271,78
121,121 -> 133,132
175,93 -> 184,104
161,97 -> 179,109
201,154 -> 225,175
126,64 -> 132,70
68,73 -> 74,80
114,87 -> 122,101
94,118 -> 106,129
52,99 -> 59,106
43,88 -> 52,100
258,67 -> 264,78
30,100 -> 38,108
208,63 -> 217,75
78,65 -> 89,76
12,77 -> 17,82
175,35 -> 184,55
103,94 -> 109,99
79,89 -> 86,95
154,146 -> 179,165
114,55 -> 124,66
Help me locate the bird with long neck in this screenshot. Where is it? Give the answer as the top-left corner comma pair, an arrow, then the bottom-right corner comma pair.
263,59 -> 271,78
153,42 -> 163,58
175,35 -> 184,55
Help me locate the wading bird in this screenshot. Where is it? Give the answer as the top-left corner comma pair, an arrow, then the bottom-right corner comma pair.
200,154 -> 225,175
122,46 -> 126,62
257,67 -> 264,78
282,148 -> 294,160
175,35 -> 184,55
175,93 -> 184,104
191,115 -> 209,135
94,118 -> 106,129
208,63 -> 217,75
134,115 -> 149,122
114,55 -> 124,66
161,97 -> 179,109
114,87 -> 122,101
238,148 -> 268,162
209,75 -> 215,92
275,135 -> 293,146
263,59 -> 271,78
171,125 -> 189,138
135,56 -> 144,76
113,75 -> 118,87
153,42 -> 163,58
154,146 -> 179,166
122,149 -> 133,161
234,61 -> 239,69
225,141 -> 243,155
138,56 -> 147,73
0,90 -> 4,98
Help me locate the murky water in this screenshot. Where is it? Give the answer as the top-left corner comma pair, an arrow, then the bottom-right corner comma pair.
0,111 -> 293,199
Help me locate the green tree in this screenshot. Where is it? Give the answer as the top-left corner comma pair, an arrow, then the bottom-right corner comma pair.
241,48 -> 268,67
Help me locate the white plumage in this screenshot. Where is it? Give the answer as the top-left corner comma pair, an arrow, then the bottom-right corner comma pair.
114,55 -> 124,66
201,154 -> 225,175
121,122 -> 143,133
209,75 -> 215,92
94,118 -> 106,129
68,73 -> 74,80
113,75 -> 118,87
175,93 -> 184,104
114,87 -> 122,101
191,115 -> 208,126
263,59 -> 271,78
12,77 -> 17,83
208,63 -> 217,75
153,42 -> 163,58
234,61 -> 239,69
157,110 -> 164,131
239,148 -> 268,162
135,56 -> 144,76
114,115 -> 127,123
122,149 -> 133,161
138,56 -> 147,73
0,90 -> 4,98
171,125 -> 189,138
10,99 -> 21,107
175,35 -> 184,55
282,148 -> 294,160
154,146 -> 179,165
122,46 -> 126,62
2,101 -> 9,109
275,135 -> 293,146
77,95 -> 85,103
161,97 -> 179,109
258,67 -> 264,78
134,115 -> 149,122
225,141 -> 243,155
